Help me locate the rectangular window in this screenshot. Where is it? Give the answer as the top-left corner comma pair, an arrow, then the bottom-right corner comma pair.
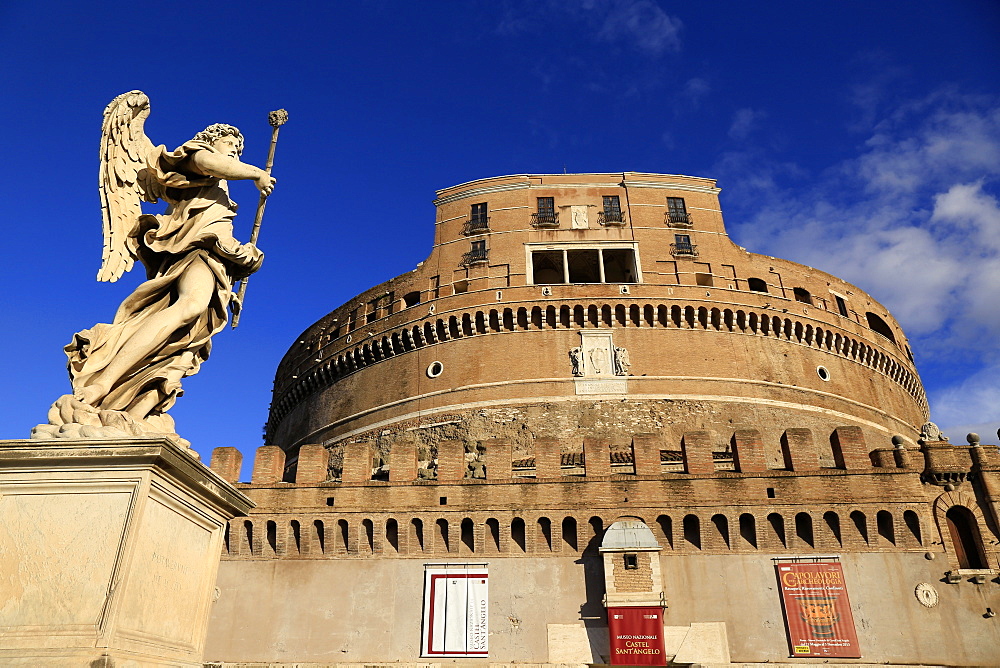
601,195 -> 624,225
667,197 -> 691,226
624,553 -> 638,570
602,249 -> 636,282
567,249 -> 601,283
671,234 -> 696,257
835,295 -> 848,317
531,250 -> 565,285
532,197 -> 558,228
529,247 -> 638,285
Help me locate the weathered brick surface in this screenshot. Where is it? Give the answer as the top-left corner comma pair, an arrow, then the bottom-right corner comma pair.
341,443 -> 374,483
681,431 -> 714,474
251,446 -> 285,484
389,440 -> 417,482
781,428 -> 819,471
437,440 -> 466,481
731,430 -> 766,473
296,444 -> 328,484
534,438 -> 562,478
485,439 -> 512,480
210,447 -> 243,483
584,437 -> 611,476
631,433 -> 662,476
832,426 -> 872,469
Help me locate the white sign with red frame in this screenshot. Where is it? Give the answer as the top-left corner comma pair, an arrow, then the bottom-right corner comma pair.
421,565 -> 489,658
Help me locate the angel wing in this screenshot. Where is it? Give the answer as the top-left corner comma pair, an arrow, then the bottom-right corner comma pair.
97,90 -> 162,282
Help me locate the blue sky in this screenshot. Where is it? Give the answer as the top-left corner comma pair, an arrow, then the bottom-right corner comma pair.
1,1 -> 998,470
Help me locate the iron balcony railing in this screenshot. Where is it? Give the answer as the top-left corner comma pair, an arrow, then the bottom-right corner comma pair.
598,210 -> 625,226
531,212 -> 559,228
665,212 -> 694,227
463,217 -> 490,235
670,242 -> 698,257
461,248 -> 489,266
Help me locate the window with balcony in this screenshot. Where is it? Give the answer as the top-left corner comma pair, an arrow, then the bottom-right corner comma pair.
465,202 -> 490,235
666,197 -> 692,227
599,195 -> 625,226
532,197 -> 558,228
529,245 -> 639,284
462,240 -> 488,266
671,234 -> 697,257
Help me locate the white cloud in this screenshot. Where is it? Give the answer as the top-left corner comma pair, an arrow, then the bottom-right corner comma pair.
595,0 -> 682,55
498,1 -> 682,56
728,107 -> 767,141
720,90 -> 1000,434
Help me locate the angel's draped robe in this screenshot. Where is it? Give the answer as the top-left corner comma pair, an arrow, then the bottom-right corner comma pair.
65,140 -> 263,427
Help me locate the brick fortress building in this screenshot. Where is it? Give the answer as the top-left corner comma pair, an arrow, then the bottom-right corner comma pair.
204,173 -> 1000,666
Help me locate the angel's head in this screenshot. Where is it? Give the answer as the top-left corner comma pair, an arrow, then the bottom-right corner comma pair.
193,123 -> 244,158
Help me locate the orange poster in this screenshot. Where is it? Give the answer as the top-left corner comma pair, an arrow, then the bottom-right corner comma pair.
775,561 -> 861,658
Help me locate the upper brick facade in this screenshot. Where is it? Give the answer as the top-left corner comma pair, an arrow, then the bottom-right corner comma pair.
265,173 -> 925,458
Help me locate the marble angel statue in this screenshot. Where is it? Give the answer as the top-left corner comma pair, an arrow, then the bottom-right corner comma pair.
32,91 -> 277,446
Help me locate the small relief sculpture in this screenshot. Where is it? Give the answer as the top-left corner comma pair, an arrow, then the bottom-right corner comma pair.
919,422 -> 949,444
31,91 -> 284,447
569,347 -> 585,376
613,346 -> 631,376
589,346 -> 609,375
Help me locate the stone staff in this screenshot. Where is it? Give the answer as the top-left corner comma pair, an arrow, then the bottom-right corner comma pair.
231,108 -> 288,328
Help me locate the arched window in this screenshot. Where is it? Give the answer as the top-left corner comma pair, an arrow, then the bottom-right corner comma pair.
313,520 -> 325,554
266,520 -> 278,555
538,517 -> 552,551
712,514 -> 730,548
411,518 -> 424,551
338,519 -> 350,552
562,517 -> 578,551
657,515 -> 673,549
386,519 -> 399,552
865,312 -> 897,344
768,513 -> 786,548
739,514 -> 757,548
436,518 -> 450,552
747,277 -> 768,293
511,517 -> 526,552
683,514 -> 701,549
903,510 -> 921,545
461,518 -> 475,552
290,520 -> 301,554
486,518 -> 501,551
946,506 -> 986,569
876,510 -> 894,545
793,287 -> 812,304
824,512 -> 842,545
850,511 -> 868,544
362,518 -> 375,553
795,513 -> 814,547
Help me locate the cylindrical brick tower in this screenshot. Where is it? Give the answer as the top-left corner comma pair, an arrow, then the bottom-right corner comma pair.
266,172 -> 927,467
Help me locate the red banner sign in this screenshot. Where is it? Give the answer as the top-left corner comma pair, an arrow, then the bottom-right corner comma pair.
607,606 -> 666,665
775,561 -> 861,658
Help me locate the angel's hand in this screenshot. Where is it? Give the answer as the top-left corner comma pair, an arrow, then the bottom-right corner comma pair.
256,173 -> 276,196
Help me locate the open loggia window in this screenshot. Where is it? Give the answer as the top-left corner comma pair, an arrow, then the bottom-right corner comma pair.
529,244 -> 639,285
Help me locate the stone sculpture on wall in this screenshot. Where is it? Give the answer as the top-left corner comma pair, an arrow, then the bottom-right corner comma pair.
613,346 -> 631,376
31,91 -> 278,446
569,346 -> 585,376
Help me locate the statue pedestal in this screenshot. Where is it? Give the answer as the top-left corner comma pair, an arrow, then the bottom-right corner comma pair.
0,437 -> 252,667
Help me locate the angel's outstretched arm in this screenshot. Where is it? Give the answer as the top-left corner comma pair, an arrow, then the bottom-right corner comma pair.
189,151 -> 276,195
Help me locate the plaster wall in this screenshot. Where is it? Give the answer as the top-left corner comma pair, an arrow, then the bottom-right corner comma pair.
204,552 -> 1000,666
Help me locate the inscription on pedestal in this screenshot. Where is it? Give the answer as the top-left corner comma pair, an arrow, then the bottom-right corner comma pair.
575,379 -> 628,395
